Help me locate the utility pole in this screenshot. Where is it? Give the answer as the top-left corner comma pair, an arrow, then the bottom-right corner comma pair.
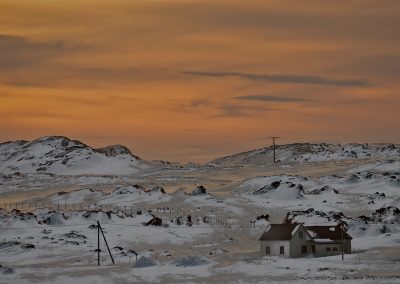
338,220 -> 344,261
269,136 -> 280,163
97,221 -> 115,265
341,222 -> 344,261
97,222 -> 100,266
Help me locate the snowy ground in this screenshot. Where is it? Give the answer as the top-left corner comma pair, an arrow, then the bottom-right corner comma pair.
1,155 -> 400,283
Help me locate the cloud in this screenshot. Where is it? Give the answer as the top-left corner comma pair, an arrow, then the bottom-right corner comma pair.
214,104 -> 249,117
181,70 -> 370,87
0,34 -> 80,87
0,108 -> 76,120
0,35 -> 157,90
234,95 -> 314,102
207,103 -> 273,119
0,34 -> 72,69
190,98 -> 212,108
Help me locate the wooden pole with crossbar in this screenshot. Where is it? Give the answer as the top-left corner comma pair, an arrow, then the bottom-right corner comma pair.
269,136 -> 280,163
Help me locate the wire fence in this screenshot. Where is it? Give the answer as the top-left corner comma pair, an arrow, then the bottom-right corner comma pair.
2,202 -> 399,230
2,201 -> 204,216
0,202 -> 242,229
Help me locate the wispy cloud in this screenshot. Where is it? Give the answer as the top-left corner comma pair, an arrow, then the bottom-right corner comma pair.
189,98 -> 212,108
234,95 -> 314,102
181,70 -> 370,87
207,103 -> 274,119
0,109 -> 77,120
0,34 -> 73,69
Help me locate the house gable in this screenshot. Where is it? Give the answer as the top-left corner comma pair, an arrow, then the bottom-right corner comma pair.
291,224 -> 313,241
258,224 -> 299,241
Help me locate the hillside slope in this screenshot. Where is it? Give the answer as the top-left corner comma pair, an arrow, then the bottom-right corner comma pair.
209,143 -> 400,166
0,136 -> 148,175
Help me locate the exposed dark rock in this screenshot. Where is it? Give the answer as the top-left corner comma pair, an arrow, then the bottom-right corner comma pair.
349,174 -> 360,182
187,215 -> 192,226
192,185 -> 207,195
256,214 -> 270,221
284,208 -> 347,227
0,241 -> 21,249
95,144 -> 140,159
145,217 -> 162,226
309,185 -> 338,195
64,231 -> 87,239
365,192 -> 386,201
149,186 -> 166,194
271,181 -> 281,188
21,244 -> 35,249
41,229 -> 52,234
357,207 -> 400,224
0,264 -> 14,274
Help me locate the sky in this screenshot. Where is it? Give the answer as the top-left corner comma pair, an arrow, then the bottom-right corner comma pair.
0,0 -> 399,163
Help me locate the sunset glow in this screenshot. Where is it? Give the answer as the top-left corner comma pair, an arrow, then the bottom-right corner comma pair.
1,0 -> 399,162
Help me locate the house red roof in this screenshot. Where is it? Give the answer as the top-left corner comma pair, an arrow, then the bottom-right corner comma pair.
306,225 -> 352,241
258,224 -> 299,241
259,224 -> 352,242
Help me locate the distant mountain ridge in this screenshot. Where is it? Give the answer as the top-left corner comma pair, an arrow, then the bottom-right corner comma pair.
0,136 -> 147,175
1,137 -> 399,175
209,143 -> 400,166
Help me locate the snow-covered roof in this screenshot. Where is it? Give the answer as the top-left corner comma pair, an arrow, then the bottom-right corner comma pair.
259,224 -> 352,241
305,225 -> 352,241
313,238 -> 338,243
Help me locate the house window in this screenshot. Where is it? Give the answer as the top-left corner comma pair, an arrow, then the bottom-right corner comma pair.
326,247 -> 331,252
265,246 -> 271,254
280,246 -> 285,255
299,231 -> 303,239
332,247 -> 338,251
301,245 -> 307,254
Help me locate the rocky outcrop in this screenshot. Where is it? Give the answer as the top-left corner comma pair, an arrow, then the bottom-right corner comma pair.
192,185 -> 207,195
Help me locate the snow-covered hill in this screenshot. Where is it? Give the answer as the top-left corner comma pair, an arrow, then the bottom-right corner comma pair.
0,136 -> 149,175
209,143 -> 400,166
1,138 -> 400,283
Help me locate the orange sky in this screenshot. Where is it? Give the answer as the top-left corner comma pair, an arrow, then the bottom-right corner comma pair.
1,0 -> 399,162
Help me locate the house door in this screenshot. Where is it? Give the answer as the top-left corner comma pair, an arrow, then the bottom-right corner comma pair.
312,245 -> 316,254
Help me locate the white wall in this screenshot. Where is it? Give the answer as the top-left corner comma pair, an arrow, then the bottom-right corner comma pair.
260,240 -> 290,258
289,225 -> 313,258
314,240 -> 351,257
314,243 -> 341,257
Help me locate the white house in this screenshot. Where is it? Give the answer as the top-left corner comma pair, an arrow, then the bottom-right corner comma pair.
259,223 -> 352,258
